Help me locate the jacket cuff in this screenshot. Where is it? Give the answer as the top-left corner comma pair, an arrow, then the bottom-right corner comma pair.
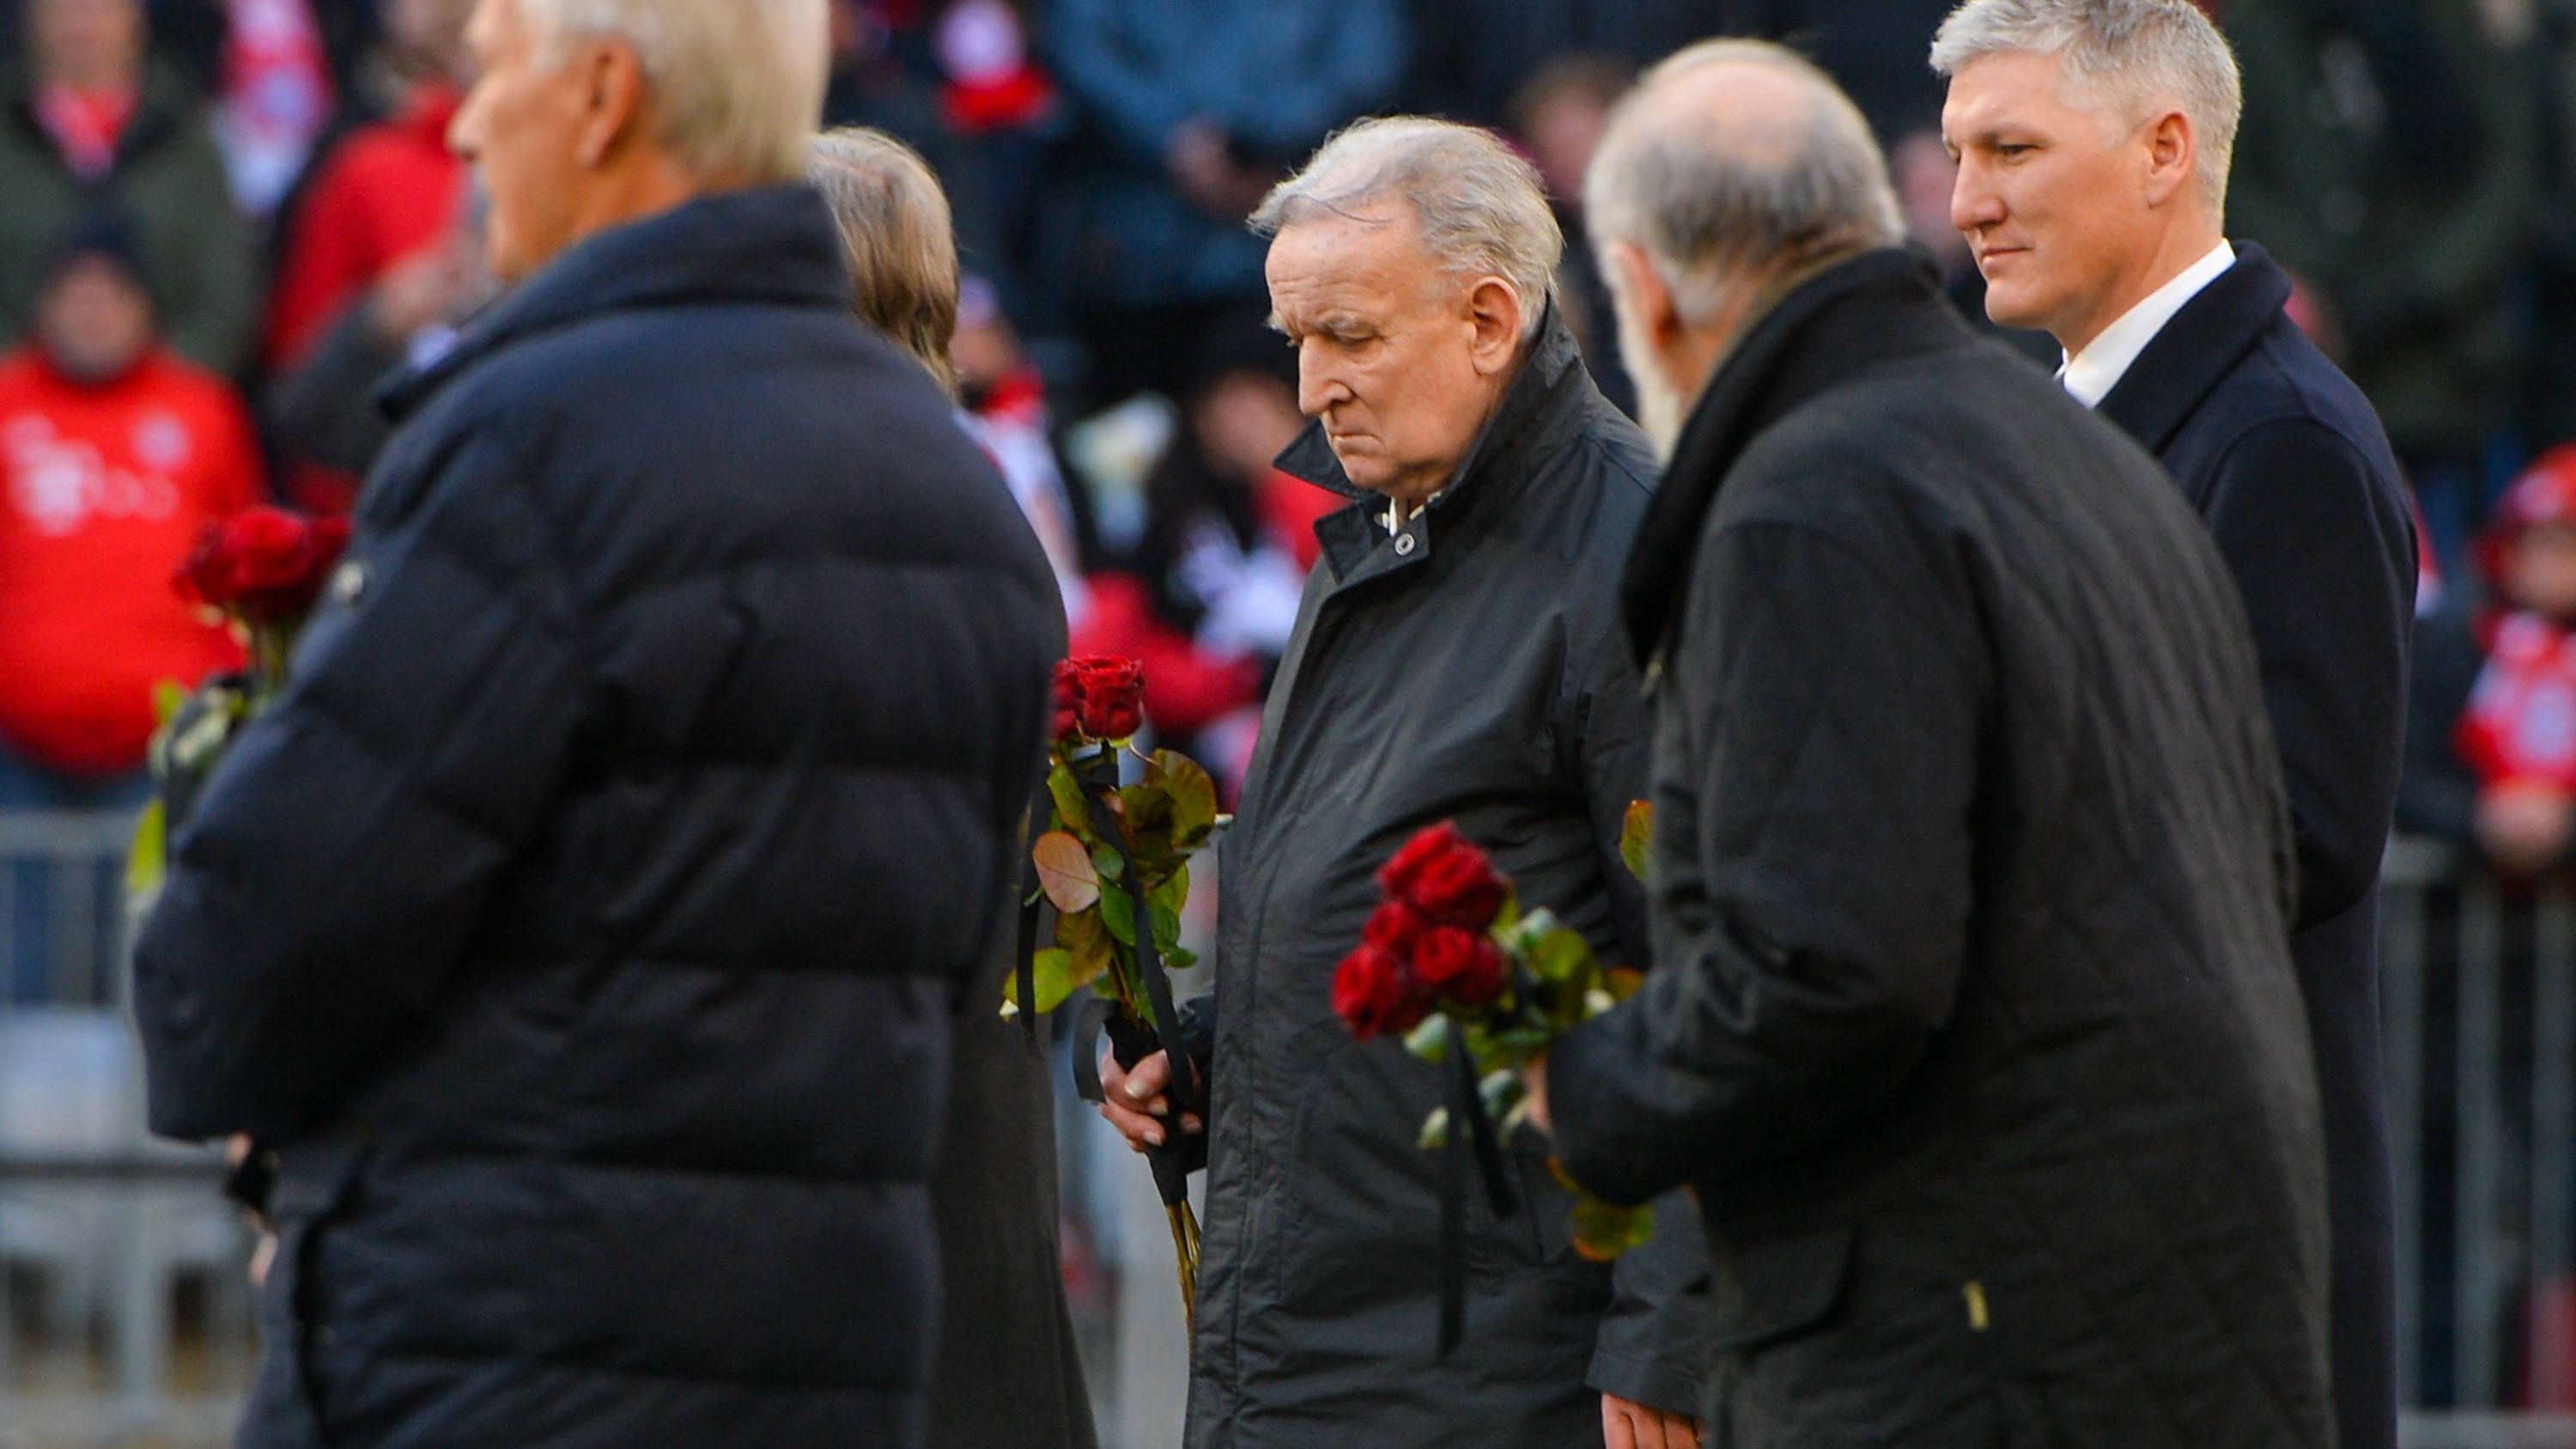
1584,1341 -> 1707,1422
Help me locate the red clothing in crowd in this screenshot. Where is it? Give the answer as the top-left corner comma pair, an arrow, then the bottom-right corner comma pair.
0,347 -> 258,776
262,82 -> 467,370
2458,612 -> 2576,791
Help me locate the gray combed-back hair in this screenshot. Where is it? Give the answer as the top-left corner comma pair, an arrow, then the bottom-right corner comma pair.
1929,0 -> 2242,216
1584,40 -> 1904,322
1252,116 -> 1561,342
518,0 -> 828,185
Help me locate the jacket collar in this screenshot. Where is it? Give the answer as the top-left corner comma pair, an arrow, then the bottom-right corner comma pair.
1274,301 -> 1594,580
1620,247 -> 1966,661
380,185 -> 849,421
2093,241 -> 2294,455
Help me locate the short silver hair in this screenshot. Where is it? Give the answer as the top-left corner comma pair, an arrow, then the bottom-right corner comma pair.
1929,0 -> 2241,216
1252,117 -> 1561,342
519,0 -> 827,185
1585,40 -> 1905,323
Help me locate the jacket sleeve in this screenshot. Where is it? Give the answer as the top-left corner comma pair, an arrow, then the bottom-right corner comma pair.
1558,606 -> 1713,1419
135,429 -> 592,1142
1547,516 -> 1987,1209
2202,417 -> 2414,927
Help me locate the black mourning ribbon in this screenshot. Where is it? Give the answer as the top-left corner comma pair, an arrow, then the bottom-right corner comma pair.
1014,773 -> 1052,1052
1062,748 -> 1204,1208
1439,1014 -> 1520,1356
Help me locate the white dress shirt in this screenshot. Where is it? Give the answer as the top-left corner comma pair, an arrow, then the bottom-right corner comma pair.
2057,240 -> 2237,408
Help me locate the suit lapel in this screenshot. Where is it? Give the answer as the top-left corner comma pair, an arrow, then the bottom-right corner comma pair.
2095,243 -> 2296,457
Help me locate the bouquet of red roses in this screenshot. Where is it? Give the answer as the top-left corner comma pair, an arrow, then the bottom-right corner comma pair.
131,506 -> 352,894
1014,654 -> 1224,1325
1336,815 -> 1659,1284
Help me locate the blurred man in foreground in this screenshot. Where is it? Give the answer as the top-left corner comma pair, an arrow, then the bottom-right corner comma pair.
132,2 -> 1061,1445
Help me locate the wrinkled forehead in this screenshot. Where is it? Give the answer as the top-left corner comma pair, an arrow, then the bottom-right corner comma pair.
1262,207 -> 1448,328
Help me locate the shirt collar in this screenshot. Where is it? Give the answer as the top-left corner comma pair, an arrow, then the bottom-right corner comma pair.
2057,239 -> 2236,409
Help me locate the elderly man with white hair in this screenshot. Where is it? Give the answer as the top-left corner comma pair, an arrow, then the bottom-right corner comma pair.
1936,7 -> 2416,1440
1097,117 -> 1710,1449
1531,40 -> 2336,1446
131,2 -> 1065,1446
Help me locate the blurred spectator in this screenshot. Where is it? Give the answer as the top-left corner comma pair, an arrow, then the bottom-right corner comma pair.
2421,449 -> 2576,877
208,0 -> 334,216
0,0 -> 260,374
956,273 -> 1091,618
1071,326 -> 1321,795
1041,0 -> 1406,403
0,216 -> 256,995
1404,0 -> 1712,128
261,0 -> 468,371
1506,54 -> 1634,414
0,214 -> 252,788
2227,0 -> 2542,574
264,199 -> 485,484
0,214 -> 252,782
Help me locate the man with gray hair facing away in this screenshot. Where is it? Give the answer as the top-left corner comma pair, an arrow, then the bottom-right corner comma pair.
1533,40 -> 2335,1446
131,2 -> 1065,1446
1095,116 -> 1710,1448
1936,4 -> 2415,1442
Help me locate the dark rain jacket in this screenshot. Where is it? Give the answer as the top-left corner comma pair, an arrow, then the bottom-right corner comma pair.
131,186 -> 1063,1449
1546,251 -> 2336,1448
1181,310 -> 1710,1447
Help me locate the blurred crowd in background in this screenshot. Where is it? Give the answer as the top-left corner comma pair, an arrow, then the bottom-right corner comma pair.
11,0 -> 2576,880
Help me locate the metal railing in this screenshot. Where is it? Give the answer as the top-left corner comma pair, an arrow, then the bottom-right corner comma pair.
0,807 -> 252,1449
9,813 -> 2576,1447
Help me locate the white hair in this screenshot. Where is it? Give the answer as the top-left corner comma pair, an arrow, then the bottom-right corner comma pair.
519,0 -> 828,184
1584,40 -> 1905,323
1929,0 -> 2241,217
1252,117 -> 1561,343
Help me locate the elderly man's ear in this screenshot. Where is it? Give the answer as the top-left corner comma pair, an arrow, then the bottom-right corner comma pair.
1466,277 -> 1528,377
573,36 -> 652,169
1603,241 -> 1681,353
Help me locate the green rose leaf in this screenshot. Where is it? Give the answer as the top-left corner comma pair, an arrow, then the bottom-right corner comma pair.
1568,1196 -> 1656,1263
1404,1014 -> 1451,1063
1046,764 -> 1092,839
1058,906 -> 1117,985
1099,884 -> 1138,947
1151,749 -> 1221,848
1149,861 -> 1191,917
1033,831 -> 1102,914
1528,926 -> 1595,986
999,947 -> 1081,1018
1091,841 -> 1125,882
126,798 -> 167,898
1620,799 -> 1654,882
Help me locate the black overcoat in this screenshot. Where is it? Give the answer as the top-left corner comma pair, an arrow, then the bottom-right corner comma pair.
1546,250 -> 2336,1448
2094,241 -> 2416,1449
1181,312 -> 1710,1446
131,186 -> 1063,1449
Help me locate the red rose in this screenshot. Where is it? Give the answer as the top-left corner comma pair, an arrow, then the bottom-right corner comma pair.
1363,898 -> 1429,957
175,508 -> 352,627
1053,654 -> 1146,742
1408,843 -> 1509,929
1332,943 -> 1427,1041
1377,821 -> 1467,902
1412,925 -> 1507,1008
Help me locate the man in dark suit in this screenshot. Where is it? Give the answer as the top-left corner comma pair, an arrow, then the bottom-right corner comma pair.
1534,40 -> 2334,1448
1935,3 -> 2418,1445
